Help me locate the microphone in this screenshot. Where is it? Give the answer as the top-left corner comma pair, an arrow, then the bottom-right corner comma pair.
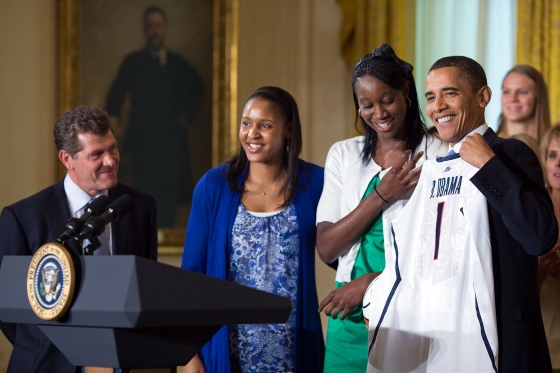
57,195 -> 110,243
74,194 -> 134,242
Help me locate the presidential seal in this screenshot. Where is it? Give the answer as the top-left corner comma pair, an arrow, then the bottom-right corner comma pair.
27,242 -> 76,320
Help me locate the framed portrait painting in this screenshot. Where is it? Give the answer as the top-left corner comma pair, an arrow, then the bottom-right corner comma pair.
57,0 -> 239,250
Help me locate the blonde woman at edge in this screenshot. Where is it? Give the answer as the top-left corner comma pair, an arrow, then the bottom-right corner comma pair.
499,65 -> 551,142
540,124 -> 560,373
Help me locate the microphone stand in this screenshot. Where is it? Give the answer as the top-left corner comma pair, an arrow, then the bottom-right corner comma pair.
56,232 -> 77,256
79,235 -> 101,256
73,194 -> 134,256
57,225 -> 101,256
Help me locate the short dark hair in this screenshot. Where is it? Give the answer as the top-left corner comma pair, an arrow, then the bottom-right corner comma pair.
143,6 -> 167,27
429,56 -> 487,92
54,105 -> 112,157
226,86 -> 303,207
352,44 -> 427,166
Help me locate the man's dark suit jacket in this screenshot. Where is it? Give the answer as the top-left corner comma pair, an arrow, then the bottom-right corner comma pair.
469,128 -> 558,373
0,179 -> 157,373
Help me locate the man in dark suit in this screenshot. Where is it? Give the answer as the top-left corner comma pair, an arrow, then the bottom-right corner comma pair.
0,105 -> 157,372
425,57 -> 558,372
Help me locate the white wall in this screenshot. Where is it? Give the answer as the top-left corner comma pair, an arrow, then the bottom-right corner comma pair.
0,0 -> 57,365
238,0 -> 353,167
0,0 -> 57,208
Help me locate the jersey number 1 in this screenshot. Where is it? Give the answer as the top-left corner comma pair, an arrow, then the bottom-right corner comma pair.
434,202 -> 445,260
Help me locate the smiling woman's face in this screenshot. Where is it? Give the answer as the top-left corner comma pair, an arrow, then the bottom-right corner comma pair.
546,138 -> 560,191
239,98 -> 290,166
354,75 -> 409,141
501,72 -> 537,123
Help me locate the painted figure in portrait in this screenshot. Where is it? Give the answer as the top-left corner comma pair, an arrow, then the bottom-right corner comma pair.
106,6 -> 204,227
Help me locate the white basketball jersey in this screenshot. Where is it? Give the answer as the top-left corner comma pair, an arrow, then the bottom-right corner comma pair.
363,156 -> 498,373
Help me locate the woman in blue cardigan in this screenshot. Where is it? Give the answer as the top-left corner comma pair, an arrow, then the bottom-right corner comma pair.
182,86 -> 325,373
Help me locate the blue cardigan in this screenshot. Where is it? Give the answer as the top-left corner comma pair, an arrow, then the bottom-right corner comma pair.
181,159 -> 325,373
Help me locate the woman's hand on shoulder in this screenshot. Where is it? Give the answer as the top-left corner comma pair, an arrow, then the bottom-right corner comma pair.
318,272 -> 380,320
376,150 -> 424,202
183,354 -> 206,373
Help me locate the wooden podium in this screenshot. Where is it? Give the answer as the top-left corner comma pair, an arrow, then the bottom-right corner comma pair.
0,255 -> 293,372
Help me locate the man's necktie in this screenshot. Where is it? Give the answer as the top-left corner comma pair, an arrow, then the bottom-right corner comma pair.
80,196 -> 111,256
94,225 -> 111,256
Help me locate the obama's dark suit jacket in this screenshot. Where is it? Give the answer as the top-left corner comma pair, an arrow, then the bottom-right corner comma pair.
471,128 -> 558,373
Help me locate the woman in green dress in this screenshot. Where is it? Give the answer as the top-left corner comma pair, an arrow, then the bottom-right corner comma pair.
316,44 -> 446,372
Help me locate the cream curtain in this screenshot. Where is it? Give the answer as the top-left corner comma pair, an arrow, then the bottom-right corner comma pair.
415,0 -> 516,130
517,0 -> 560,123
336,0 -> 416,69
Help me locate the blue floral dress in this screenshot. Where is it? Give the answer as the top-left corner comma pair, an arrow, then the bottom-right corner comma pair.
228,202 -> 299,373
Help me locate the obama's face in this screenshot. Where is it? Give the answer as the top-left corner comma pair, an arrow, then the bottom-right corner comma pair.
425,67 -> 491,146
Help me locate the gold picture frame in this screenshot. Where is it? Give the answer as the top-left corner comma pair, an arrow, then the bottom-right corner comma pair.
56,0 -> 239,253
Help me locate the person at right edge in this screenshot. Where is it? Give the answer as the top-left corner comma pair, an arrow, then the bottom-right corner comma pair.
539,125 -> 560,373
422,56 -> 557,372
316,43 -> 446,372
